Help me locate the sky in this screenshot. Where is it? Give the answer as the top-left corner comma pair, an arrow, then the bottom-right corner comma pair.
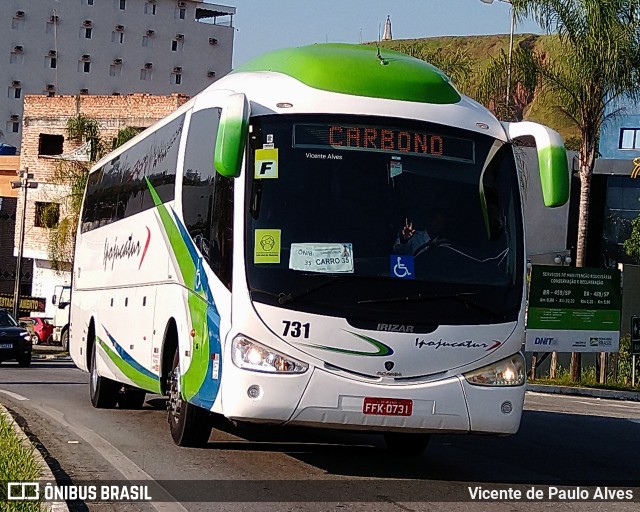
229,0 -> 545,67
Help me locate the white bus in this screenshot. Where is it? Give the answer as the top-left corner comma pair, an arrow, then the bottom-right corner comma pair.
70,43 -> 569,453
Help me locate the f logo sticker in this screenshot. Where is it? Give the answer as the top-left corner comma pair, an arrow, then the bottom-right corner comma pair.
255,148 -> 278,179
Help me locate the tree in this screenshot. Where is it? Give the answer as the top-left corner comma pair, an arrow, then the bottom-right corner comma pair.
475,44 -> 539,121
395,42 -> 476,94
512,0 -> 640,381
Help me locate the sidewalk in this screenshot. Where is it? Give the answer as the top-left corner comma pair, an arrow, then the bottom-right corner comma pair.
31,345 -> 69,360
526,383 -> 640,401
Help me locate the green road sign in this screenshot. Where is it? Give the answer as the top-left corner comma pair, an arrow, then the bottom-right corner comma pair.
526,266 -> 621,353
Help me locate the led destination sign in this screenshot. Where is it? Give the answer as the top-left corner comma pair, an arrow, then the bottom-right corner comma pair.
294,124 -> 475,163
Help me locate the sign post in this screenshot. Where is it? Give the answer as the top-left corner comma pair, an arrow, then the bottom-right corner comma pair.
632,316 -> 640,387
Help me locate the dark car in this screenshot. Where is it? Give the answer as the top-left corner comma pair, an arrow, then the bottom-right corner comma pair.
0,309 -> 32,367
19,317 -> 54,345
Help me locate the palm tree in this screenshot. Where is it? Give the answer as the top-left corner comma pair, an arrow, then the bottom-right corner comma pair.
475,44 -> 539,121
511,0 -> 640,381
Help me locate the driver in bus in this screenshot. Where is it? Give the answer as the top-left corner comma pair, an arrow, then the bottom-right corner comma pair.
393,209 -> 450,256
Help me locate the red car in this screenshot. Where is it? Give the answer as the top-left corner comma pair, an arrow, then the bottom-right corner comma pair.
20,317 -> 54,345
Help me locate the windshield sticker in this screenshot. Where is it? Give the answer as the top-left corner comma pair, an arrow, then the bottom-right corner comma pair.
390,158 -> 403,178
390,255 -> 415,279
254,229 -> 281,264
289,243 -> 354,273
255,148 -> 279,179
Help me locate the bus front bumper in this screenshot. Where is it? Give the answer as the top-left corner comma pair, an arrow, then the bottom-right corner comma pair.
223,366 -> 524,435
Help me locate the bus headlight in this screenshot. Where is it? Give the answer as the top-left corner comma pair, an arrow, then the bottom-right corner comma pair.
231,335 -> 308,374
464,353 -> 525,387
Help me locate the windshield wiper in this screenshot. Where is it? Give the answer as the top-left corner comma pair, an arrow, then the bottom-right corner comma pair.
358,292 -> 504,320
276,277 -> 348,305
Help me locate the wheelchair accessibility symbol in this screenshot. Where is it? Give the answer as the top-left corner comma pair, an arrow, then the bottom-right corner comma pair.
390,255 -> 415,279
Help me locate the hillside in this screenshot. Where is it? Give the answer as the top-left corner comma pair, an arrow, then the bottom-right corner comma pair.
375,35 -> 580,146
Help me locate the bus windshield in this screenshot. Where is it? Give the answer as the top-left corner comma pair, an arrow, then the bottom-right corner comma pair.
245,114 -> 524,326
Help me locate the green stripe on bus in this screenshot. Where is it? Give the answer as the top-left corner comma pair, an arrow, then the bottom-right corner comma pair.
146,178 -> 209,401
98,338 -> 161,393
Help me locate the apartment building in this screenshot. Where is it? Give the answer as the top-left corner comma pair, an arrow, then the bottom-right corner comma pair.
1,0 -> 235,149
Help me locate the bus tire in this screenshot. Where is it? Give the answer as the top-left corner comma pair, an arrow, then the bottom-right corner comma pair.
118,388 -> 146,409
89,341 -> 119,408
383,432 -> 431,457
167,347 -> 212,447
61,328 -> 69,351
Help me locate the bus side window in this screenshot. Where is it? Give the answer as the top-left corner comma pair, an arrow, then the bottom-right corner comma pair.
182,107 -> 233,290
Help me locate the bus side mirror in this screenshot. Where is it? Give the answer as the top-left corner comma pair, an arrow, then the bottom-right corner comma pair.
502,121 -> 570,207
214,93 -> 250,178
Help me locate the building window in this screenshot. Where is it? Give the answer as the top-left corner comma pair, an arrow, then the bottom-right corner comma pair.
11,86 -> 22,99
85,27 -> 93,39
12,18 -> 25,31
84,0 -> 95,5
80,61 -> 91,73
6,121 -> 19,133
171,72 -> 182,85
35,202 -> 60,229
175,7 -> 186,19
109,64 -> 122,77
38,134 -> 64,156
48,56 -> 57,69
140,68 -> 152,81
145,2 -> 156,15
46,21 -> 55,34
142,35 -> 153,48
10,52 -> 24,65
620,129 -> 640,150
112,31 -> 124,43
118,0 -> 126,10
171,39 -> 184,52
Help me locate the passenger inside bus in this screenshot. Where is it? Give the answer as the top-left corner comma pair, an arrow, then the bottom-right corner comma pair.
393,208 -> 452,256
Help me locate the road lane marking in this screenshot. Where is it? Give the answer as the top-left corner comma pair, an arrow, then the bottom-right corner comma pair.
0,389 -> 29,401
572,399 -> 639,409
30,403 -> 187,512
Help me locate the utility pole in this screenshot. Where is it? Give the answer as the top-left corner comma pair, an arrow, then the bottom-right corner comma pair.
10,169 -> 37,318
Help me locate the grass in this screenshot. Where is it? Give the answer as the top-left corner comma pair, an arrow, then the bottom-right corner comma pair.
376,34 -> 581,143
530,366 -> 640,392
0,412 -> 42,512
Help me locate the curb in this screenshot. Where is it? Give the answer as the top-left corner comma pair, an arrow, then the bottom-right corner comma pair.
31,353 -> 70,361
0,403 -> 70,512
527,383 -> 640,401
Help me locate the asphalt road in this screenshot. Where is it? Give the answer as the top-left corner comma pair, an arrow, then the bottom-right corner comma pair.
0,357 -> 639,512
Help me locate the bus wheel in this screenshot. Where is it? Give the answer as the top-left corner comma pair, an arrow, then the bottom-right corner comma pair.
118,388 -> 146,409
167,347 -> 212,447
89,342 -> 119,408
383,433 -> 431,457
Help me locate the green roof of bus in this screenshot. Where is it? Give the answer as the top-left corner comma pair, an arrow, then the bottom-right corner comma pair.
233,43 -> 461,105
